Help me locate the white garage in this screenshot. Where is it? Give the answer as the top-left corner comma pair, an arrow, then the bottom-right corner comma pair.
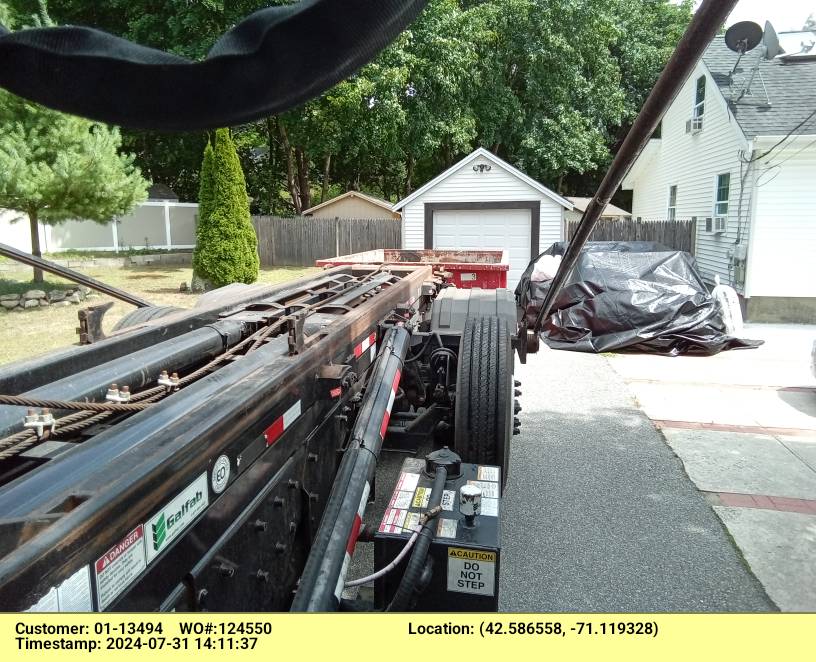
394,148 -> 572,285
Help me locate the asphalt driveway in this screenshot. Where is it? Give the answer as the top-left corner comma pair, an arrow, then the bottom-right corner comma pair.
500,347 -> 772,612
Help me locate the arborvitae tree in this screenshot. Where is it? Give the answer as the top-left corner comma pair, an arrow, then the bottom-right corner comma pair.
192,129 -> 259,288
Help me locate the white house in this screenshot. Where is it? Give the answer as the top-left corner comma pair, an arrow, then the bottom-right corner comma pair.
622,29 -> 816,322
393,148 -> 572,284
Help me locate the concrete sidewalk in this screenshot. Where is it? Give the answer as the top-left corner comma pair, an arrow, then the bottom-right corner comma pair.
607,323 -> 816,611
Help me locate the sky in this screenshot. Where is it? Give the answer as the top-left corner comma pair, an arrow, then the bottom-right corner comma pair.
679,0 -> 815,32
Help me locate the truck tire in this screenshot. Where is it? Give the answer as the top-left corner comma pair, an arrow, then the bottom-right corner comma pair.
454,315 -> 513,484
111,305 -> 182,332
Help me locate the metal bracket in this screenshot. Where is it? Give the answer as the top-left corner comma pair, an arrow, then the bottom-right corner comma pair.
76,302 -> 115,345
287,313 -> 307,355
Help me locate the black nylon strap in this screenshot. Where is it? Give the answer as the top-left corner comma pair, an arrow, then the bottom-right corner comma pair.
0,0 -> 427,130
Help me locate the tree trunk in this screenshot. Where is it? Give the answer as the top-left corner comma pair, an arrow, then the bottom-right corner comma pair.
405,155 -> 414,196
277,123 -> 301,214
320,154 -> 331,203
267,117 -> 278,216
28,209 -> 44,283
295,147 -> 311,212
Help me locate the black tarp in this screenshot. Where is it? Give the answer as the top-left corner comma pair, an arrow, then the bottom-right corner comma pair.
516,242 -> 762,356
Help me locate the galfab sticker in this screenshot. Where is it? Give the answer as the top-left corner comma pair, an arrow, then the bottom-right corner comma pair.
95,525 -> 147,610
145,473 -> 208,564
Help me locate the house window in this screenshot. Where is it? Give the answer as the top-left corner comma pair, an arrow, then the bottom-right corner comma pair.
667,185 -> 677,221
693,75 -> 706,120
715,173 -> 730,217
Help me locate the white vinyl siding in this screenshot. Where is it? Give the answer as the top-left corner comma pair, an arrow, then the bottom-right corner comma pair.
622,61 -> 752,291
401,154 -> 564,257
746,147 -> 816,298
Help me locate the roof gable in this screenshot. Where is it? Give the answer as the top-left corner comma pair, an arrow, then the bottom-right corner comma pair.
303,190 -> 394,215
393,148 -> 573,210
703,35 -> 816,138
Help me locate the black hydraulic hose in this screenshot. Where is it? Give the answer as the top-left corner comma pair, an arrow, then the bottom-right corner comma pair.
387,466 -> 447,612
291,325 -> 410,612
531,0 -> 739,333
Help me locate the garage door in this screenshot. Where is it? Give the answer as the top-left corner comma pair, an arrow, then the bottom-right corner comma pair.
433,209 -> 531,285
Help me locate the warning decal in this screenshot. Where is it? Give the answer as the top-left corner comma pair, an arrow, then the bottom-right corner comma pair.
477,466 -> 500,482
95,525 -> 147,610
436,518 -> 457,539
481,497 -> 499,517
467,480 -> 499,499
440,490 -> 456,512
25,566 -> 93,613
379,508 -> 408,534
412,486 -> 430,509
389,490 -> 413,510
395,471 -> 420,493
447,547 -> 496,596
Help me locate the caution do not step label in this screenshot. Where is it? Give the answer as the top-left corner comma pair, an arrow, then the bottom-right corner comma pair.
447,547 -> 496,597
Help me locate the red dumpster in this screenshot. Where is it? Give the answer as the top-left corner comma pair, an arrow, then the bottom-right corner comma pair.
316,249 -> 509,289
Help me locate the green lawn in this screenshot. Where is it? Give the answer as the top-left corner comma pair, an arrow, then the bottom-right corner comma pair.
0,265 -> 319,366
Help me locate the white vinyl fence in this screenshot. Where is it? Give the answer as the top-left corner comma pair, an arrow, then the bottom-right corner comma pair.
0,201 -> 198,253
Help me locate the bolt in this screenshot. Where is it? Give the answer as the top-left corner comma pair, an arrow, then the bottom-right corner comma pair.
308,492 -> 319,503
217,563 -> 234,578
27,409 -> 36,416
514,401 -> 522,414
514,389 -> 522,397
256,570 -> 270,582
254,519 -> 268,532
514,417 -> 521,428
513,429 -> 521,436
514,380 -> 521,387
307,453 -> 319,463
289,522 -> 297,534
288,479 -> 299,490
110,383 -> 118,390
273,497 -> 285,508
275,543 -> 287,555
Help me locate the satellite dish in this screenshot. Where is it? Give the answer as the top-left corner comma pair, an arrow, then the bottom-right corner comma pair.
725,21 -> 763,54
763,21 -> 783,59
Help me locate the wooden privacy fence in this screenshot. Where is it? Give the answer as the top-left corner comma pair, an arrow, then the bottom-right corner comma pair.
252,216 -> 402,266
566,217 -> 697,254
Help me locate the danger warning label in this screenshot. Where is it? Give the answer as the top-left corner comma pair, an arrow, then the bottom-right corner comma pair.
447,547 -> 496,596
95,525 -> 147,611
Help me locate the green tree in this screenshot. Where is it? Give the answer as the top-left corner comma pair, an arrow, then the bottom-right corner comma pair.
0,92 -> 148,281
192,129 -> 259,288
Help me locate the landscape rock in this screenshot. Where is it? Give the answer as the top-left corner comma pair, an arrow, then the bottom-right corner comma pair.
23,289 -> 46,300
1,300 -> 18,309
78,286 -> 91,296
0,293 -> 20,302
51,300 -> 72,307
48,290 -> 66,302
66,294 -> 82,304
23,299 -> 40,309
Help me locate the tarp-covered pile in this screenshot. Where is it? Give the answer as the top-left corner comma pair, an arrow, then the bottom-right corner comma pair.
516,242 -> 762,356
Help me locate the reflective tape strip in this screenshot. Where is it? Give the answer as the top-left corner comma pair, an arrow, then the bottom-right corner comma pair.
380,369 -> 402,439
335,482 -> 370,598
353,332 -> 377,359
264,400 -> 302,446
